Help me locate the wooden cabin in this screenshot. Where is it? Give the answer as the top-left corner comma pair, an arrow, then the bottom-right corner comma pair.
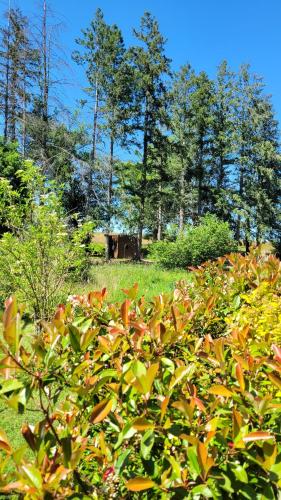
105,234 -> 138,259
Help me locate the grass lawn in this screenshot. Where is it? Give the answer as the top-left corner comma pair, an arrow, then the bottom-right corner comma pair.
74,262 -> 189,303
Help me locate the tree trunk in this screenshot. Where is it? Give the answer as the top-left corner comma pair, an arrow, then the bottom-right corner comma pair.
91,81 -> 99,161
42,0 -> 48,123
157,183 -> 163,241
87,81 -> 99,212
9,68 -> 16,141
22,48 -> 27,155
235,164 -> 244,243
3,9 -> 11,142
105,137 -> 114,261
107,136 -> 114,225
42,0 -> 49,161
136,102 -> 149,261
179,161 -> 185,231
245,217 -> 250,253
197,138 -> 204,217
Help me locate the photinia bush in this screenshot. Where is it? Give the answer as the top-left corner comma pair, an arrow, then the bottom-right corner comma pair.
0,249 -> 281,498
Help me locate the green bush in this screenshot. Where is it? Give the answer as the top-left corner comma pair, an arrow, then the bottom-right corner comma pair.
0,249 -> 281,498
150,215 -> 237,268
0,164 -> 91,320
89,242 -> 105,257
0,194 -> 77,321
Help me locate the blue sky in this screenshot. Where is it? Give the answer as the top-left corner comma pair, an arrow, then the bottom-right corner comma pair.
1,0 -> 281,121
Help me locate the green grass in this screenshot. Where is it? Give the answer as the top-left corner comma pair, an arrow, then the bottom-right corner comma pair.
75,262 -> 189,302
0,397 -> 39,454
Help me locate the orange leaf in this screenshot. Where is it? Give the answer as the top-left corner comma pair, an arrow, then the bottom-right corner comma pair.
193,396 -> 206,413
90,399 -> 113,424
208,385 -> 233,397
0,481 -> 26,493
236,362 -> 245,392
197,441 -> 207,469
121,299 -> 131,327
268,373 -> 281,390
126,477 -> 155,491
132,417 -> 154,431
0,356 -> 18,380
160,396 -> 169,422
197,441 -> 214,479
243,432 -> 275,443
233,409 -> 243,439
0,428 -> 11,453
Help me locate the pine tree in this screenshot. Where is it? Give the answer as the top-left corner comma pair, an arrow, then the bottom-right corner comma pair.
170,64 -> 197,229
98,23 -> 133,231
210,61 -> 236,221
129,12 -> 171,256
73,9 -> 132,226
233,65 -> 281,248
0,8 -> 38,147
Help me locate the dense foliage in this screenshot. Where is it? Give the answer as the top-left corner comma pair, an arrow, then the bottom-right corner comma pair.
0,249 -> 281,498
150,215 -> 237,268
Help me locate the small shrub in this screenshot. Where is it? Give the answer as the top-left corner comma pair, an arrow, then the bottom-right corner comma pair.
0,164 -> 91,320
150,215 -> 237,268
0,194 -> 77,320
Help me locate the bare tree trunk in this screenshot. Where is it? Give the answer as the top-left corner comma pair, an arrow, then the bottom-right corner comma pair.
3,8 -> 11,142
42,0 -> 48,124
22,45 -> 27,155
40,0 -> 50,164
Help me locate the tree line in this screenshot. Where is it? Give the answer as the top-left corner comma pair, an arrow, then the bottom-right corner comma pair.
0,3 -> 280,257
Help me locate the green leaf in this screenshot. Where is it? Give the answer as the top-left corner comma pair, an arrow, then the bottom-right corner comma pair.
0,379 -> 24,395
68,325 -> 81,353
80,317 -> 93,333
61,436 -> 72,465
131,360 -> 146,379
169,365 -> 194,390
190,484 -> 213,497
3,296 -> 20,354
21,465 -> 42,490
115,449 -> 131,473
187,446 -> 200,477
233,464 -> 248,483
141,430 -> 155,460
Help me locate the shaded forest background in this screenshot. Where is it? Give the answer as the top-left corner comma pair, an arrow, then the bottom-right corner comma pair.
0,2 -> 280,258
